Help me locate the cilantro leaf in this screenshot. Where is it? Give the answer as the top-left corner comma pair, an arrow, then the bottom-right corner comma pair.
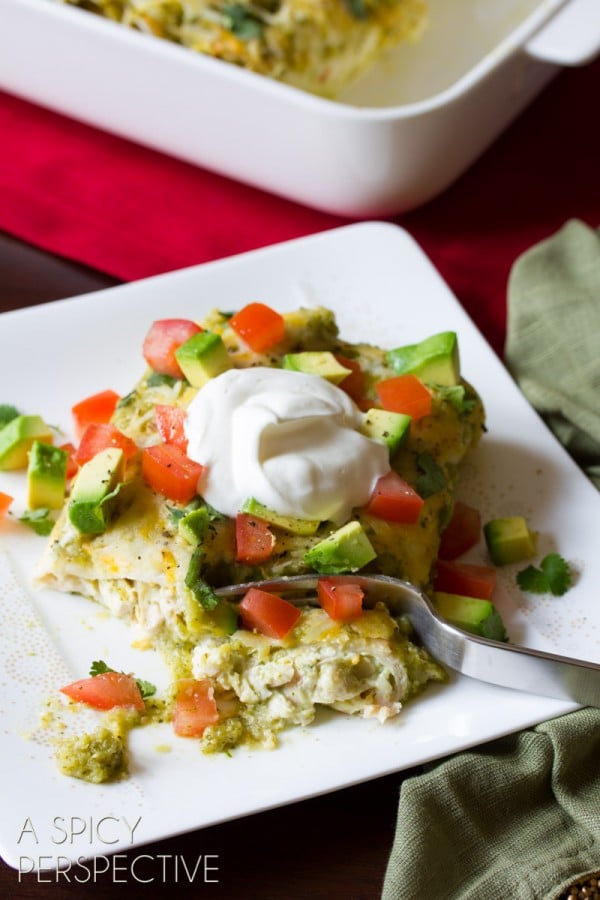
221,4 -> 264,40
19,508 -> 54,536
135,678 -> 158,700
517,553 -> 573,596
0,404 -> 20,428
146,372 -> 179,389
416,453 -> 446,498
436,385 -> 476,415
89,660 -> 112,676
481,607 -> 508,642
343,0 -> 367,18
89,660 -> 157,700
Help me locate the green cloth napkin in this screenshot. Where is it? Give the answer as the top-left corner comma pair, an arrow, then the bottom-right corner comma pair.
382,220 -> 600,900
505,219 -> 600,489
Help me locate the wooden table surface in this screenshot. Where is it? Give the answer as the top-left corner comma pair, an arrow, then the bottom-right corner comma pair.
0,229 -> 417,899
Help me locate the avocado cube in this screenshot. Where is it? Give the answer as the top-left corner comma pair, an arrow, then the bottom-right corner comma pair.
68,447 -> 125,535
360,408 -> 411,455
175,331 -> 232,388
178,506 -> 210,545
0,415 -> 54,470
433,592 -> 508,642
282,351 -> 352,385
304,520 -> 377,574
241,497 -> 321,536
210,599 -> 239,635
27,441 -> 68,510
484,516 -> 537,566
387,332 -> 460,386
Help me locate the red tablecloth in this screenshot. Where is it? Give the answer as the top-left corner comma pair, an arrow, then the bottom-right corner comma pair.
0,56 -> 598,356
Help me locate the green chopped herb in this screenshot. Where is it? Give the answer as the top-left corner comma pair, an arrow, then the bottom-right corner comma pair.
481,607 -> 508,642
416,453 -> 446,498
0,404 -> 20,428
116,391 -> 137,409
146,372 -> 180,389
167,496 -> 203,525
343,0 -> 367,18
89,660 -> 157,700
437,385 -> 476,415
19,507 -> 54,536
516,553 -> 573,596
221,3 -> 264,39
185,548 -> 220,610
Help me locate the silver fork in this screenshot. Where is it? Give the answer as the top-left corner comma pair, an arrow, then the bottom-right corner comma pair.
217,573 -> 600,708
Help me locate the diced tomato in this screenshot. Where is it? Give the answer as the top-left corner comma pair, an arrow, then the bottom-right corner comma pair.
155,404 -> 188,452
143,319 -> 202,379
335,354 -> 368,406
60,671 -> 144,711
363,470 -> 424,524
229,303 -> 285,353
376,374 -> 432,420
433,559 -> 496,600
239,587 -> 301,639
72,389 -> 121,440
74,423 -> 138,466
172,679 -> 219,738
318,578 -> 364,622
58,442 -> 79,479
141,443 -> 204,503
235,513 -> 275,565
438,501 -> 482,560
0,491 -> 13,516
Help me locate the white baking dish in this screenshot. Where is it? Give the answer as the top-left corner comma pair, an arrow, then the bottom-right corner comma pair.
0,0 -> 598,216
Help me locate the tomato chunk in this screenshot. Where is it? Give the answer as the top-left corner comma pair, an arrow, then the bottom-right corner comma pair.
60,671 -> 144,711
74,423 -> 138,466
0,491 -> 13,516
235,513 -> 275,564
229,303 -> 285,353
141,443 -> 204,503
72,389 -> 120,440
335,354 -> 367,406
58,442 -> 79,479
155,404 -> 188,452
143,319 -> 202,379
239,588 -> 301,639
363,470 -> 424,524
376,374 -> 432,420
438,501 -> 482,560
318,578 -> 364,622
433,559 -> 496,600
172,679 -> 219,738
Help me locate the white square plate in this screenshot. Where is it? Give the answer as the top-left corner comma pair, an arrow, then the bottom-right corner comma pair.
1,222 -> 598,870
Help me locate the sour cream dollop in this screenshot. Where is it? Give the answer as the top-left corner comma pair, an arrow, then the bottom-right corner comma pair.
184,367 -> 390,523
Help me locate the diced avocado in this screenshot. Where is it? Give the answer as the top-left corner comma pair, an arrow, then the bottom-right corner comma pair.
174,331 -> 232,388
433,592 -> 508,642
68,448 -> 125,535
178,506 -> 210,545
360,408 -> 411,455
282,351 -> 351,385
210,599 -> 239,635
27,440 -> 68,510
241,497 -> 320,536
387,332 -> 460,386
484,516 -> 537,566
305,520 -> 377,574
0,415 -> 54,470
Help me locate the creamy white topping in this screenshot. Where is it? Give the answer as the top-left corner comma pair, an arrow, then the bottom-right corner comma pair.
184,367 -> 390,522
